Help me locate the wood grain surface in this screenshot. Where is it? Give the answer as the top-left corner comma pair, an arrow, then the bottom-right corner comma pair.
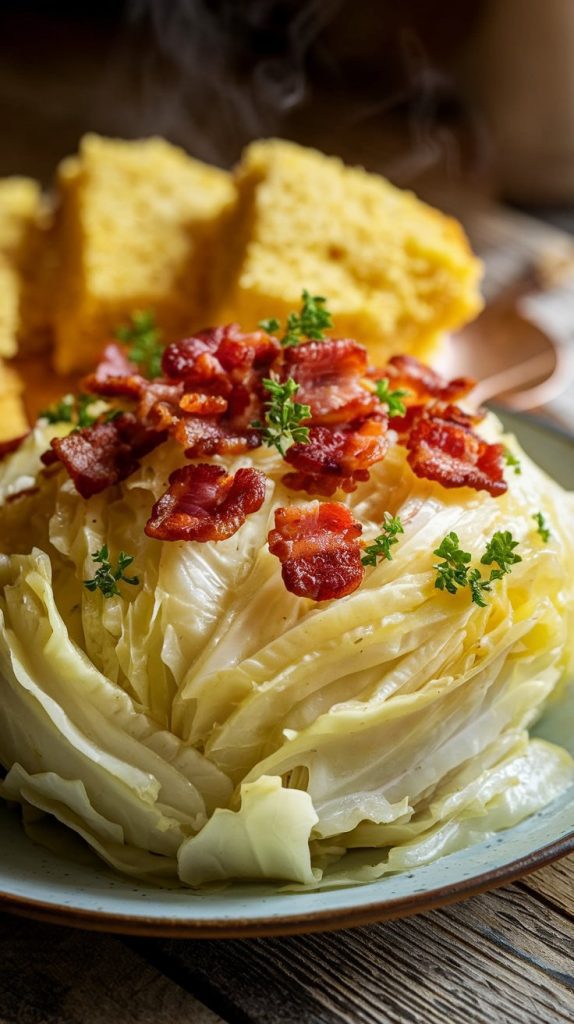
1,853 -> 573,1024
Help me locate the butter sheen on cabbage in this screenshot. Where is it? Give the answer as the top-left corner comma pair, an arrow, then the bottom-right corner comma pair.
0,416 -> 573,888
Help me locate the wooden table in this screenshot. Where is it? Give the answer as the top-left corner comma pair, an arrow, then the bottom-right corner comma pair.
1,856 -> 573,1023
2,204 -> 574,1024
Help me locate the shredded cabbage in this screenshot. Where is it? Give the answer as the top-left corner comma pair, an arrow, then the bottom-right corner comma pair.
0,417 -> 573,888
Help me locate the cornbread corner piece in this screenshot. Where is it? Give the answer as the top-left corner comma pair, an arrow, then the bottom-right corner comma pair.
53,135 -> 236,374
0,177 -> 53,358
0,359 -> 27,441
216,139 -> 483,362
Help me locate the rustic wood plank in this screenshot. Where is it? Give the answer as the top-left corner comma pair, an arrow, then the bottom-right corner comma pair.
519,854 -> 574,918
129,883 -> 574,1024
0,913 -> 223,1024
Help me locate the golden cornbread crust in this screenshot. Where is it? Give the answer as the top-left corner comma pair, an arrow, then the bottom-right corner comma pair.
0,178 -> 54,359
215,139 -> 483,363
53,135 -> 236,374
0,359 -> 27,441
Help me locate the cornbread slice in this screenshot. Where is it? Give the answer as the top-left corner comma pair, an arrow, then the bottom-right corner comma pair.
0,359 -> 27,441
215,139 -> 483,362
53,135 -> 236,374
0,178 -> 54,358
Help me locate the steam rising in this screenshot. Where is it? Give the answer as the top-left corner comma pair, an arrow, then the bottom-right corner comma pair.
101,0 -> 344,166
94,0 -> 473,183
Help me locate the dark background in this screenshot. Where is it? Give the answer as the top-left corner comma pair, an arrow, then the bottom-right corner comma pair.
1,0 -> 572,215
0,0 -> 487,185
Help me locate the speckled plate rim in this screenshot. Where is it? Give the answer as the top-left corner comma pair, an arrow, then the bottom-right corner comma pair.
0,411 -> 573,938
1,830 -> 573,938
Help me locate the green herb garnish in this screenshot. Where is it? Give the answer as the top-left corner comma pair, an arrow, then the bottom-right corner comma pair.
532,511 -> 551,542
40,393 -> 104,428
434,532 -> 473,597
115,309 -> 163,378
434,530 -> 521,607
259,290 -> 332,348
480,530 -> 522,573
374,378 -> 411,418
83,545 -> 139,599
251,377 -> 311,456
362,513 -> 404,566
503,446 -> 522,475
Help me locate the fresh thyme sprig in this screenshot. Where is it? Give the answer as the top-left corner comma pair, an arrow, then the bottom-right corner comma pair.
434,530 -> 521,607
115,309 -> 163,378
40,393 -> 105,428
532,511 -> 551,542
480,530 -> 522,573
83,545 -> 140,599
373,378 -> 411,418
251,377 -> 311,457
259,289 -> 333,348
362,513 -> 404,566
503,446 -> 522,475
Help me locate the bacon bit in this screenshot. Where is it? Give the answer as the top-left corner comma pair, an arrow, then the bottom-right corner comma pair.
162,324 -> 279,384
136,380 -> 184,423
41,414 -> 167,499
268,502 -> 364,601
172,417 -> 260,457
217,326 -> 279,371
406,407 -> 507,497
385,403 -> 426,439
268,501 -> 362,598
382,354 -> 475,404
40,448 -> 59,466
0,432 -> 30,461
283,417 -> 390,496
162,331 -> 222,383
284,339 -> 378,425
161,326 -> 278,432
83,373 -> 145,399
145,463 -> 266,542
179,392 -> 228,416
89,342 -> 138,383
390,400 -> 484,440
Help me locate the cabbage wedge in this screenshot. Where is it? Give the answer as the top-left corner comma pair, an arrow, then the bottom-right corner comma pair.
1,418 -> 573,888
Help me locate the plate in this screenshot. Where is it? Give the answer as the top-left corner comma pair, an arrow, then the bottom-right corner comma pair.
1,411 -> 573,937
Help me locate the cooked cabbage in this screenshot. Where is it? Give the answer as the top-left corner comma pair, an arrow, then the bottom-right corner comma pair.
0,416 -> 573,887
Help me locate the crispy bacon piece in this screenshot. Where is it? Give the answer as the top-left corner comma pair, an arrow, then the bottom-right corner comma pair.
390,399 -> 484,440
162,331 -> 224,386
268,502 -> 364,601
136,380 -> 185,424
284,339 -> 378,425
406,406 -> 507,497
179,392 -> 228,416
162,324 -> 279,384
83,373 -> 145,399
283,417 -> 389,496
145,463 -> 266,542
86,343 -> 138,383
216,325 -> 280,371
41,413 -> 166,498
172,417 -> 260,457
162,325 -> 278,431
379,354 -> 475,404
0,432 -> 30,461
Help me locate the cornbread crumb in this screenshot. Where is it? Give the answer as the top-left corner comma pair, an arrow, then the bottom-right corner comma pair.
215,139 -> 483,362
53,135 -> 236,374
0,359 -> 27,440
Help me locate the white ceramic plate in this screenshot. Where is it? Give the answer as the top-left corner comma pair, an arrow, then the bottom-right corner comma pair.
1,411 -> 573,937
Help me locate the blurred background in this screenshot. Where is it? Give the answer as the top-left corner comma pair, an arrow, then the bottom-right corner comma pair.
1,0 -> 573,426
1,0 -> 574,216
